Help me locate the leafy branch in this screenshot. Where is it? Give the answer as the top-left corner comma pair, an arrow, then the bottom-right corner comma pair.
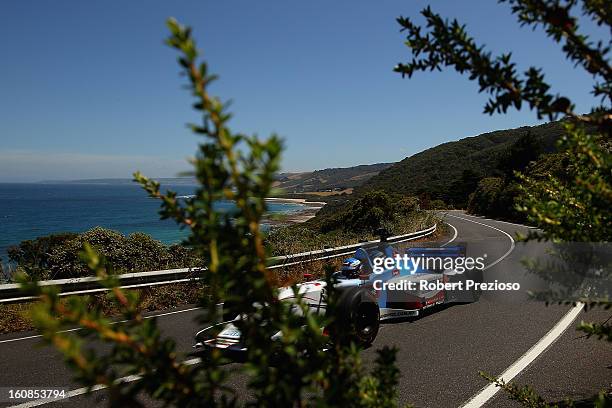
395,2 -> 611,134
20,17 -> 405,407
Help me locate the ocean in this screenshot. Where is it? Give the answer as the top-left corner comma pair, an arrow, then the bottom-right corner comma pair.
0,183 -> 304,261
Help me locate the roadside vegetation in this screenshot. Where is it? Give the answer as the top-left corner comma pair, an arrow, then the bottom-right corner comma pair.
467,131 -> 549,221
0,282 -> 204,334
268,191 -> 440,256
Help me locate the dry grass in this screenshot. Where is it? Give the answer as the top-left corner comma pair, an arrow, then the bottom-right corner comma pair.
0,302 -> 34,333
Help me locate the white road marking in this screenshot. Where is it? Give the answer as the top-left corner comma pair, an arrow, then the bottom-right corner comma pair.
465,214 -> 538,229
7,358 -> 202,408
0,307 -> 202,344
1,278 -> 203,304
460,302 -> 585,407
450,212 -> 584,407
0,329 -> 81,344
444,213 -> 515,270
442,222 -> 458,247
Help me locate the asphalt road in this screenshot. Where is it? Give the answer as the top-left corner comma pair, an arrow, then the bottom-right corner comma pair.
0,211 -> 609,407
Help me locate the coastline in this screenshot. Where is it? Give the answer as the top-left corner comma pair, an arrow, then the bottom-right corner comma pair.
265,197 -> 326,206
264,197 -> 326,226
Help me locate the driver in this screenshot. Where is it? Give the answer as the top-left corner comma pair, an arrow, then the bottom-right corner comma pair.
341,257 -> 363,279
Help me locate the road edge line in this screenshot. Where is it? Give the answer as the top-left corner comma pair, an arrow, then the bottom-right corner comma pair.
444,213 -> 515,270
442,222 -> 458,247
460,302 -> 585,407
0,307 -> 202,344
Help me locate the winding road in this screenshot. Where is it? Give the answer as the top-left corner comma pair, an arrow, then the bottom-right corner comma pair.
0,211 -> 609,407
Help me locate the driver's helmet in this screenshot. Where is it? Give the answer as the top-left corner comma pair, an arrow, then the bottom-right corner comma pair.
341,257 -> 362,279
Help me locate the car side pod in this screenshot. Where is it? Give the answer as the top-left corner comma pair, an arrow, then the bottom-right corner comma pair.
330,286 -> 380,347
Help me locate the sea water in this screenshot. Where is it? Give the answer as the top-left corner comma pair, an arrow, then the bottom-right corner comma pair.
0,183 -> 303,261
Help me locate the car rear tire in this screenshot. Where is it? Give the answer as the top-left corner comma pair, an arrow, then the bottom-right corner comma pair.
335,286 -> 380,347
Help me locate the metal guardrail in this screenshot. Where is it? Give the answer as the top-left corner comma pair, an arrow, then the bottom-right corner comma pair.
267,224 -> 437,267
0,224 -> 436,304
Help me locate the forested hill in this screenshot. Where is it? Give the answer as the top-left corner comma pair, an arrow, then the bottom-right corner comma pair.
275,163 -> 393,193
355,121 -> 566,205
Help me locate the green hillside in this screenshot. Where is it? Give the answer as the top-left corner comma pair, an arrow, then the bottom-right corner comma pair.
275,163 -> 393,193
355,121 -> 566,205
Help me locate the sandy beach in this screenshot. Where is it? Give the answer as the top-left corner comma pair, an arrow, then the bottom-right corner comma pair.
264,197 -> 326,225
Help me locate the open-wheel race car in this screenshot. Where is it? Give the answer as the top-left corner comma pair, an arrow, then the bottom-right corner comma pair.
193,242 -> 482,354
335,244 -> 483,320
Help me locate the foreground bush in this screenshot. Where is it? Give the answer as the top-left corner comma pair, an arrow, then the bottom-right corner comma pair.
20,19 -> 404,407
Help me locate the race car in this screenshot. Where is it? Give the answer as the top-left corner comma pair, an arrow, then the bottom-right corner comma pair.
193,279 -> 378,355
333,244 -> 482,320
193,243 -> 481,354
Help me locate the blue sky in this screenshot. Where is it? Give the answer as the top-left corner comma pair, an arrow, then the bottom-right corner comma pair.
0,1 -> 604,182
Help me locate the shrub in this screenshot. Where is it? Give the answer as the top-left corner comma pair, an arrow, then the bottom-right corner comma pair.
11,227 -> 201,280
317,190 -> 423,234
8,232 -> 78,279
428,199 -> 446,210
265,225 -> 374,257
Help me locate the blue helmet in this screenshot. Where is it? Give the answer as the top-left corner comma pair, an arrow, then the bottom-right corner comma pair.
342,257 -> 362,271
341,257 -> 362,278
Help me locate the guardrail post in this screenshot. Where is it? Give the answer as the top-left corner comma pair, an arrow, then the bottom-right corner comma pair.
376,227 -> 390,242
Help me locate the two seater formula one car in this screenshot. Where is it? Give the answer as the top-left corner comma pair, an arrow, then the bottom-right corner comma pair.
193,243 -> 482,353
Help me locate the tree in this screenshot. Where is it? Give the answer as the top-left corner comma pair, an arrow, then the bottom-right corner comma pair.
8,232 -> 78,279
465,132 -> 544,221
395,1 -> 611,131
396,0 -> 610,405
19,19 -> 403,407
467,177 -> 504,216
497,131 -> 544,179
318,190 -> 422,235
448,168 -> 482,208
